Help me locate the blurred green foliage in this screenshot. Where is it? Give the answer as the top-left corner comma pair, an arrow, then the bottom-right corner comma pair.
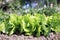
0,10 -> 60,37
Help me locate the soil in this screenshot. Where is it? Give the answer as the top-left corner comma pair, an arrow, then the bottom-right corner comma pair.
0,32 -> 60,40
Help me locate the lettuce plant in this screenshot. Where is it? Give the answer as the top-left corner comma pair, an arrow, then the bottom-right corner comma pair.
0,12 -> 60,37
51,13 -> 60,32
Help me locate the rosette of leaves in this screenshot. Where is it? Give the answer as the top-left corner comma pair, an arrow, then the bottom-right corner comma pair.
2,14 -> 15,35
51,13 -> 60,33
34,14 -> 42,37
45,16 -> 53,36
21,14 -> 36,35
9,14 -> 18,35
34,14 -> 49,37
0,14 -> 14,35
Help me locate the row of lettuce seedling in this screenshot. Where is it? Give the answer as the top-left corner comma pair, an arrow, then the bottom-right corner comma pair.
0,13 -> 60,37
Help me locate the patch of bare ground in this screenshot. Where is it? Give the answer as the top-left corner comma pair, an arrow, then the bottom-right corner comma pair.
0,32 -> 60,40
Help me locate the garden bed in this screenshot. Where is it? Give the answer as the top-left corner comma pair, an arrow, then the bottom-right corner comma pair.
0,32 -> 60,40
0,8 -> 60,40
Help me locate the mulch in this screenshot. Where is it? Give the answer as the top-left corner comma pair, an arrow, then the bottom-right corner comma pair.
0,32 -> 60,40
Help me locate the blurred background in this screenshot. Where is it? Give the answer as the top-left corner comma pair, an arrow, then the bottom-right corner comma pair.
0,0 -> 60,14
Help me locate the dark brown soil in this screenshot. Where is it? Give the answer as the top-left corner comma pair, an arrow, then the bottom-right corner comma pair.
0,32 -> 60,40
